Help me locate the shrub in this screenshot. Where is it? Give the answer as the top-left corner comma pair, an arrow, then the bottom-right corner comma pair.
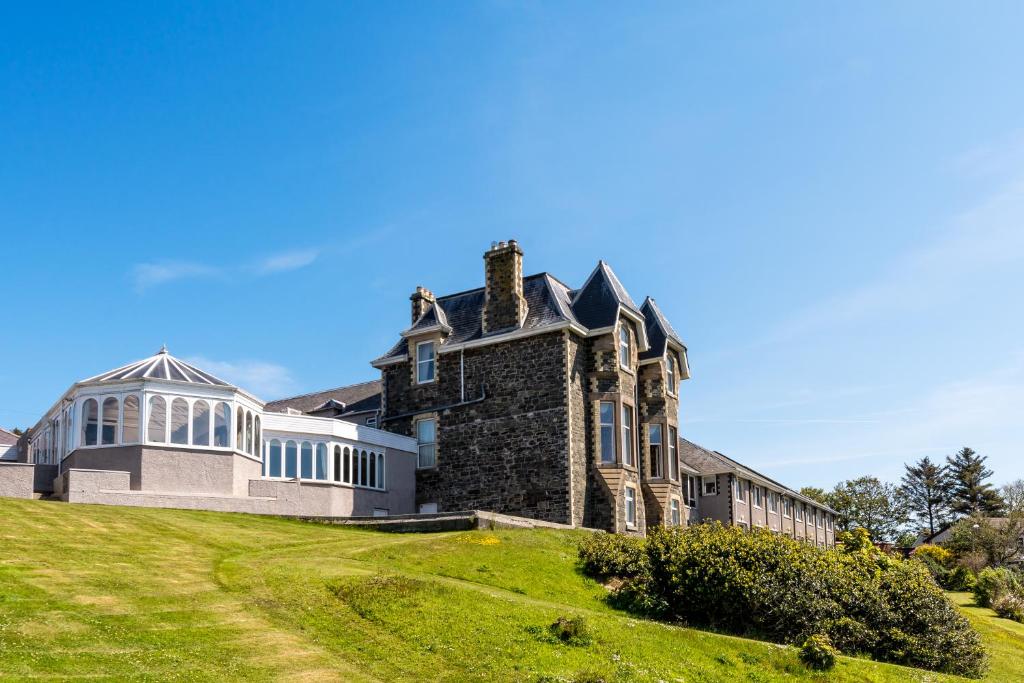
581,523 -> 987,678
943,566 -> 977,592
799,633 -> 838,671
992,593 -> 1024,623
548,615 -> 593,646
577,532 -> 648,580
912,544 -> 953,568
974,567 -> 1021,608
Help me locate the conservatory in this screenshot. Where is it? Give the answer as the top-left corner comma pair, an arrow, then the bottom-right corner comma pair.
11,347 -> 416,516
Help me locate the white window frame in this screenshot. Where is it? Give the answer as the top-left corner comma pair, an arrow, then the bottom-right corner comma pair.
666,354 -> 676,395
668,426 -> 678,481
702,476 -> 717,496
624,486 -> 637,528
670,498 -> 681,526
687,476 -> 697,506
753,485 -> 763,509
622,404 -> 634,467
648,423 -> 662,478
599,401 -> 616,464
415,417 -> 437,469
735,478 -> 746,504
619,326 -> 630,369
416,341 -> 436,384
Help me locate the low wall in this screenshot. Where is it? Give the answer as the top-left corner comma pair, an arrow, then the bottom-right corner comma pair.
298,510 -> 586,533
0,462 -> 35,499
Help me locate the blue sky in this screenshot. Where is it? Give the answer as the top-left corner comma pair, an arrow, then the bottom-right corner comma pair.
2,2 -> 1022,489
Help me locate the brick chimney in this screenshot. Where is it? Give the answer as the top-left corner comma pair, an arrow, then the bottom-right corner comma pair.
410,286 -> 435,324
483,240 -> 526,333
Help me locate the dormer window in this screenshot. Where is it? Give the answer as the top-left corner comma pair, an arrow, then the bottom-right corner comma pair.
619,326 -> 630,368
416,341 -> 436,384
666,354 -> 677,394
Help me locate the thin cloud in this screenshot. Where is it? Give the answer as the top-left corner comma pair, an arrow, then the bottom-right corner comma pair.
252,248 -> 320,275
131,246 -> 321,292
131,262 -> 220,292
185,356 -> 298,399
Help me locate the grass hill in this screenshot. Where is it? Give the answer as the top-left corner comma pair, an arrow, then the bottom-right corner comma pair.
0,499 -> 1021,681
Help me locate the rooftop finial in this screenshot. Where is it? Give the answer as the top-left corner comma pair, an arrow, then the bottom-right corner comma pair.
158,344 -> 168,355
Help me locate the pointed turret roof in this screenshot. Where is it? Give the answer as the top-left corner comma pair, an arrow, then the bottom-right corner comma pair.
81,347 -> 231,387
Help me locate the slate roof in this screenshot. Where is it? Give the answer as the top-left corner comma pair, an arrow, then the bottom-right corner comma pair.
80,347 -> 231,387
266,380 -> 383,417
639,297 -> 686,361
0,428 -> 19,446
679,437 -> 836,513
374,260 -> 677,365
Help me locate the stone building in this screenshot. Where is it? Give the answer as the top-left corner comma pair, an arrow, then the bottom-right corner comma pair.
372,240 -> 692,534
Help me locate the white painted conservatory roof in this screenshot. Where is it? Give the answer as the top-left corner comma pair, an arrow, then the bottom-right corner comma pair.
81,346 -> 231,387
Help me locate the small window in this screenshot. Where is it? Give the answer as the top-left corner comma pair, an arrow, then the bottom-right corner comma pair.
360,450 -> 369,486
122,395 -> 139,443
315,443 -> 328,481
416,418 -> 437,469
735,478 -> 746,504
170,399 -> 189,445
82,398 -> 99,446
148,396 -> 166,443
599,402 -> 616,464
670,498 -> 681,526
621,406 -> 634,466
344,446 -> 352,483
372,508 -> 389,517
754,486 -> 763,509
300,442 -> 313,479
668,426 -> 678,481
624,486 -> 637,527
285,441 -> 298,478
101,397 -> 119,445
687,476 -> 697,506
648,424 -> 662,478
333,445 -> 342,482
416,341 -> 436,384
369,450 -> 376,488
702,476 -> 716,496
377,453 -> 385,489
192,400 -> 210,446
619,326 -> 630,368
419,502 -> 438,514
268,440 -> 282,477
666,354 -> 677,394
768,491 -> 777,513
214,402 -> 231,447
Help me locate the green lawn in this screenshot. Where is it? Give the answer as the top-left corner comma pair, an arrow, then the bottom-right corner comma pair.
0,499 -> 1018,681
947,592 -> 1024,682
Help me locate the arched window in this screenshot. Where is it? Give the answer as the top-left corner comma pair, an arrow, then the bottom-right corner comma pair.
122,395 -> 139,443
333,445 -> 342,482
170,398 -> 189,445
377,453 -> 385,489
150,394 -> 168,443
192,400 -> 210,446
245,411 -> 253,455
268,439 -> 282,478
369,451 -> 376,488
214,402 -> 230,447
315,443 -> 328,480
236,406 -> 244,450
300,441 -> 313,479
344,446 -> 351,483
65,409 -> 74,452
254,416 -> 261,456
361,450 -> 369,487
81,399 -> 99,446
101,397 -> 119,445
284,441 -> 297,478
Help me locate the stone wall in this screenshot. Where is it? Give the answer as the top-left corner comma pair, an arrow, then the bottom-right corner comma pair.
0,462 -> 35,499
382,330 -> 573,523
565,333 -> 589,527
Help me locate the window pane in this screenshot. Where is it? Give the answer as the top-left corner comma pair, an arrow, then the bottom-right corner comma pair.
236,407 -> 244,450
192,401 -> 210,446
344,447 -> 351,483
599,402 -> 615,463
269,440 -> 282,477
122,395 -> 139,443
148,396 -> 166,443
377,453 -> 385,489
214,403 -> 230,447
622,407 -> 633,466
417,418 -> 436,444
668,427 -> 678,480
333,445 -> 342,482
285,441 -> 297,478
101,397 -> 119,445
315,443 -> 328,480
648,424 -> 662,478
170,399 -> 189,445
369,451 -> 376,488
245,412 -> 253,455
417,343 -> 435,382
82,399 -> 99,446
418,444 -> 435,469
300,442 -> 313,479
254,416 -> 261,455
619,327 -> 630,366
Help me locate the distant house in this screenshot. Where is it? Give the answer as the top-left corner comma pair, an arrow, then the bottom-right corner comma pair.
915,518 -> 1024,563
0,428 -> 19,461
265,380 -> 382,426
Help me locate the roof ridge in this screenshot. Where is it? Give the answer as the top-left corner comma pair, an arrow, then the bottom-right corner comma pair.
267,379 -> 382,403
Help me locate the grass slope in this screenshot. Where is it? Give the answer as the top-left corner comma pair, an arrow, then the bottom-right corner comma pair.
0,499 -> 1016,682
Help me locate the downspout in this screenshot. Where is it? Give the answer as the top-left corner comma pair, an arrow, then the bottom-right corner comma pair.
460,348 -> 465,403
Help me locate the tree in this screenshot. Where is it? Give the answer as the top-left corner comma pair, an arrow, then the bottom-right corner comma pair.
1001,479 -> 1024,513
799,486 -> 829,505
11,427 -> 23,436
899,456 -> 951,536
945,511 -> 1024,567
946,447 -> 1004,516
828,476 -> 909,543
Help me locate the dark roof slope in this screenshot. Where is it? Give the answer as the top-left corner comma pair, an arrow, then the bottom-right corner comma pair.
570,261 -> 641,329
639,297 -> 686,361
266,379 -> 382,416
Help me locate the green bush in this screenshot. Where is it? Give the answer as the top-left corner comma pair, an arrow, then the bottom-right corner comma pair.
911,544 -> 953,567
577,532 -> 648,580
992,593 -> 1024,623
799,633 -> 838,671
974,567 -> 1021,608
580,523 -> 987,678
943,565 -> 977,592
548,615 -> 593,646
